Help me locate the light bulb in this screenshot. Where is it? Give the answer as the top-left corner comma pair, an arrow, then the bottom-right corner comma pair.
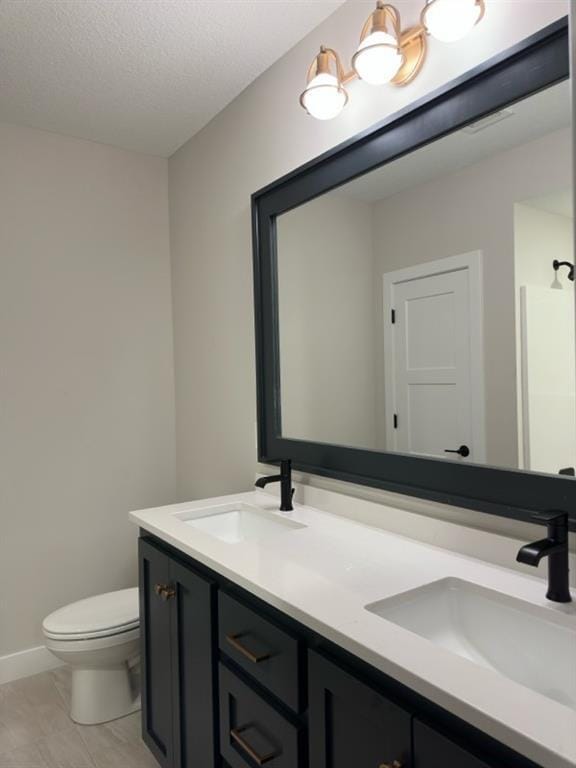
422,0 -> 483,43
353,30 -> 404,85
300,73 -> 347,120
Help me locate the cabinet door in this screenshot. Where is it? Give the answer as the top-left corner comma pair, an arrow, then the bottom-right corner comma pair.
170,559 -> 217,768
139,539 -> 175,768
309,651 -> 412,768
413,721 -> 494,768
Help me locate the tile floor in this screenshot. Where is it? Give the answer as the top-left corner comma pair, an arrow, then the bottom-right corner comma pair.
0,668 -> 157,768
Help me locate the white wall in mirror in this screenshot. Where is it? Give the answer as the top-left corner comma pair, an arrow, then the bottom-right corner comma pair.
515,193 -> 575,472
277,80 -> 573,476
278,194 -> 377,449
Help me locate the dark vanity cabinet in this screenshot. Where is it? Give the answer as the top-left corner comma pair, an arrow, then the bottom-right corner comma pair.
139,539 -> 217,768
218,590 -> 303,713
308,651 -> 496,768
139,536 -> 541,768
139,540 -> 173,766
219,663 -> 302,768
309,650 -> 411,768
217,586 -> 305,767
413,721 -> 494,768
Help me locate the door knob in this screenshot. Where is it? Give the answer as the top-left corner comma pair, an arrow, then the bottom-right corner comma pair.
444,444 -> 470,458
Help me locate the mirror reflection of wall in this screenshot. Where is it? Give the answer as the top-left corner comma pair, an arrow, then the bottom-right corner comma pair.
515,191 -> 575,474
277,79 -> 573,476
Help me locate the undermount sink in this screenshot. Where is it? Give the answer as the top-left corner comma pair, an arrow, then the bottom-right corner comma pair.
174,502 -> 306,544
366,578 -> 576,709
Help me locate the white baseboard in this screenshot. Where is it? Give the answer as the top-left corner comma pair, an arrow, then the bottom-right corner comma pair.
0,645 -> 64,685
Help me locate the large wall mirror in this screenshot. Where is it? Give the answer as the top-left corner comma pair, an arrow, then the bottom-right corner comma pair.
253,19 -> 576,529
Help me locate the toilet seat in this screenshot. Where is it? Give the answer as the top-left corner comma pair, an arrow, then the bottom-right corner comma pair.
43,587 -> 139,641
45,625 -> 140,653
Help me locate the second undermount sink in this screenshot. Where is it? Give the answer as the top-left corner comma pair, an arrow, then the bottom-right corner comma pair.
174,502 -> 306,544
366,577 -> 576,709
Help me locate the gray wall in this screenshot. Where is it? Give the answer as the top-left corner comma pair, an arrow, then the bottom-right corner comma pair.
0,122 -> 176,656
168,0 -> 569,501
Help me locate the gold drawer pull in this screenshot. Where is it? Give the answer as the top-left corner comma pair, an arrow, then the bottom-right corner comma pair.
379,762 -> 402,768
154,583 -> 175,601
231,726 -> 277,765
226,633 -> 271,664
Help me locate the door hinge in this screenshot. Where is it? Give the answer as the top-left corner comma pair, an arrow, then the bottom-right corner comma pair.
391,309 -> 396,324
393,414 -> 398,429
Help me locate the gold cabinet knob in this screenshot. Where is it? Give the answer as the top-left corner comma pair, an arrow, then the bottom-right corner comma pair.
154,583 -> 175,600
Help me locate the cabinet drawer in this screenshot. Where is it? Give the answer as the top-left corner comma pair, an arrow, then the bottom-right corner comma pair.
218,591 -> 302,711
219,663 -> 301,768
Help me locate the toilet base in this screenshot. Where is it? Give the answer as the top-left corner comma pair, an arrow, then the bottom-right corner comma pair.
70,663 -> 141,725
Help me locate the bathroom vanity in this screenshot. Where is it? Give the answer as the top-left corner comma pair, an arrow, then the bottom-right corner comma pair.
131,493 -> 575,768
134,17 -> 576,768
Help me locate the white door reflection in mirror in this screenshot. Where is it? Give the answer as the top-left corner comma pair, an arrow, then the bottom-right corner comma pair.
383,253 -> 485,462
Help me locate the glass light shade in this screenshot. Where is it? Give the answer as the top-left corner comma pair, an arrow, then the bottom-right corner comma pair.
353,30 -> 404,85
301,73 -> 347,120
423,0 -> 482,43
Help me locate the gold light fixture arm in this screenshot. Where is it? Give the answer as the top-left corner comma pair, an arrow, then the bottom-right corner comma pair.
477,0 -> 486,24
392,24 -> 427,86
359,1 -> 402,43
305,46 -> 348,85
301,0 -> 486,116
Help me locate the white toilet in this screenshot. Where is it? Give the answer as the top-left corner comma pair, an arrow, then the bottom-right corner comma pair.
43,587 -> 140,725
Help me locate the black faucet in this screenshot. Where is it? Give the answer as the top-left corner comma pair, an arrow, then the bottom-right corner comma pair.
255,459 -> 294,511
516,512 -> 572,603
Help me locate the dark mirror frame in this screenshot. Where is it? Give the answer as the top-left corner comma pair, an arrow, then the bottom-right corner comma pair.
252,17 -> 576,531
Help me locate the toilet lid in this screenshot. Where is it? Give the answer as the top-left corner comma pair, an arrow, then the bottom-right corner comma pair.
43,587 -> 139,640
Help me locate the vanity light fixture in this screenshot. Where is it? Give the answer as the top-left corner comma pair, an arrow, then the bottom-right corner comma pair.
300,46 -> 349,120
352,3 -> 405,85
422,0 -> 485,43
301,0 -> 485,119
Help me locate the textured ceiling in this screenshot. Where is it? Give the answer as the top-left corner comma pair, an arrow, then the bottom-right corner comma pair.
0,0 -> 345,156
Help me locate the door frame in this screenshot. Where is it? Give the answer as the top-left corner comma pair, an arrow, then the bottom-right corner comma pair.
383,251 -> 486,462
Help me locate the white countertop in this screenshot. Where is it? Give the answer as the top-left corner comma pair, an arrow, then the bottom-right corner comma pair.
130,491 -> 576,768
